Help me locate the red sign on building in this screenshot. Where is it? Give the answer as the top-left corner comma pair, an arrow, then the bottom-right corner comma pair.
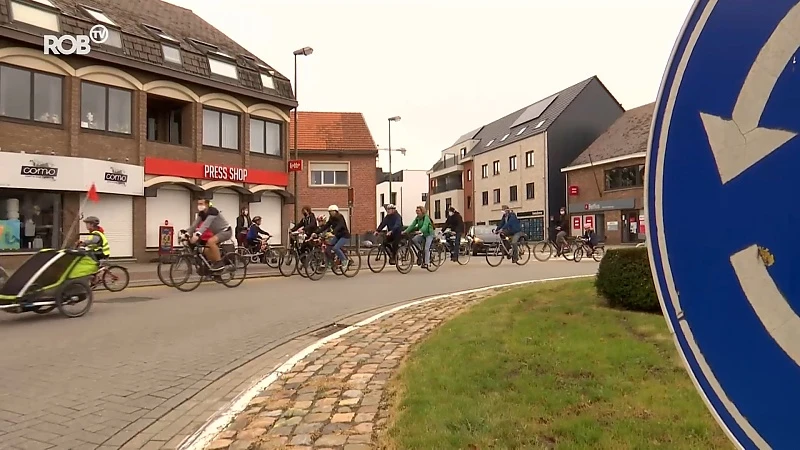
143,157 -> 288,186
572,216 -> 582,230
288,159 -> 303,172
584,215 -> 594,229
569,185 -> 579,195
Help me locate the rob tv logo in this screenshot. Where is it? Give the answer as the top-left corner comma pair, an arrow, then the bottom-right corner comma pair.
43,24 -> 108,55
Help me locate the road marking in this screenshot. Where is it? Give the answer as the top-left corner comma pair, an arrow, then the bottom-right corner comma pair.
731,245 -> 800,365
700,3 -> 800,184
178,274 -> 594,450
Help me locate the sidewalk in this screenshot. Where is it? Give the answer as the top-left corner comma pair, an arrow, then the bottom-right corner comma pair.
200,286 -> 511,450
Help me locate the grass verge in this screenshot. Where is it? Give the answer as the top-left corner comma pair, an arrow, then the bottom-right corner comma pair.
382,279 -> 732,450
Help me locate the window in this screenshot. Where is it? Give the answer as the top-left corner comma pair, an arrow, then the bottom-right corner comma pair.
0,65 -> 62,124
492,160 -> 500,175
434,200 -> 441,220
525,151 -> 534,167
467,169 -> 472,181
80,82 -> 131,134
421,193 -> 428,202
481,164 -> 488,178
466,196 -> 472,209
208,58 -> 238,79
605,164 -> 645,190
147,95 -> 186,145
250,118 -> 282,156
445,197 -> 452,212
82,6 -> 116,25
10,1 -> 59,31
460,147 -> 467,158
103,29 -> 122,48
535,120 -> 545,128
526,182 -> 535,199
310,162 -> 349,186
509,155 -> 517,171
485,139 -> 494,147
500,133 -> 509,141
260,73 -> 275,90
482,191 -> 489,205
509,185 -> 518,202
380,211 -> 385,221
31,0 -> 55,6
390,192 -> 397,204
162,45 -> 182,64
516,126 -> 527,136
202,108 -> 239,149
0,190 -> 60,252
143,24 -> 178,42
380,193 -> 385,205
493,189 -> 501,204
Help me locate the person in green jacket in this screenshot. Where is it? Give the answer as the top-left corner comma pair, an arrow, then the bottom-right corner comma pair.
404,205 -> 435,268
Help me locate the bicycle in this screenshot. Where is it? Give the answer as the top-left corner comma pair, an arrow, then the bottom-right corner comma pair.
572,237 -> 605,262
485,232 -> 531,267
439,231 -> 471,265
366,231 -> 407,273
395,233 -> 444,274
168,233 -> 247,291
157,232 -> 192,286
303,233 -> 362,281
532,237 -> 578,261
278,231 -> 312,278
88,260 -> 130,292
237,235 -> 281,268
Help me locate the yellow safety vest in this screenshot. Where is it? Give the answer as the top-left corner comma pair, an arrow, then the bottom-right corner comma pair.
90,230 -> 111,256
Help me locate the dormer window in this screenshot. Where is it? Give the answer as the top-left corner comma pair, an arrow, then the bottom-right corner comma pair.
260,73 -> 275,90
189,38 -> 218,50
485,139 -> 494,147
143,24 -> 178,43
81,5 -> 116,26
516,126 -> 527,136
162,44 -> 181,64
208,58 -> 238,79
500,133 -> 509,141
210,50 -> 233,59
9,1 -> 59,31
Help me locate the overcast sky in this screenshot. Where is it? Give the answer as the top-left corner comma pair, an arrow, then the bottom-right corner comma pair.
166,0 -> 695,172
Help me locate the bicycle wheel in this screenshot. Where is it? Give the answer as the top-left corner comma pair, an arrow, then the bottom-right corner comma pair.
264,248 -> 281,269
561,242 -> 577,261
485,244 -> 505,267
221,253 -> 247,287
532,241 -> 553,261
170,256 -> 203,292
427,243 -> 445,272
395,244 -> 414,274
157,253 -> 176,286
573,246 -> 584,262
298,252 -> 311,278
515,239 -> 531,266
235,246 -> 252,267
367,246 -> 388,273
305,249 -> 327,281
102,265 -> 130,292
342,249 -> 361,278
278,250 -> 298,277
592,247 -> 605,262
457,241 -> 471,265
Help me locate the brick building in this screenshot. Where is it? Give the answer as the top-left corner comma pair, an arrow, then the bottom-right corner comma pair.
0,0 -> 296,268
561,102 -> 653,244
288,111 -> 377,234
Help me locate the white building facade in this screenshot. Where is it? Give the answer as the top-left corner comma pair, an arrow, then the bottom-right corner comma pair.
375,169 -> 428,227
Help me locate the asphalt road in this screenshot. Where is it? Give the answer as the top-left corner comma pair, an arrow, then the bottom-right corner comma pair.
0,259 -> 599,450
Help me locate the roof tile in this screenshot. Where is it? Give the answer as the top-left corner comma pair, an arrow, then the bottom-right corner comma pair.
567,102 -> 654,166
289,112 -> 377,152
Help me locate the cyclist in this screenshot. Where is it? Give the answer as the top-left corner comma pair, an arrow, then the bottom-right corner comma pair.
190,199 -> 233,270
246,216 -> 272,250
290,206 -> 318,254
555,225 -> 568,256
404,205 -> 434,269
442,206 -> 464,262
375,203 -> 403,264
582,224 -> 598,253
318,205 -> 351,270
80,216 -> 110,262
494,205 -> 522,263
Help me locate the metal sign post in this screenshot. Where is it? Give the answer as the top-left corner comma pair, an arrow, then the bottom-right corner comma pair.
646,1 -> 800,448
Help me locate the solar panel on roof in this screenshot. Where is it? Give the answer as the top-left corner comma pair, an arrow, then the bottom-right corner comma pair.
510,94 -> 558,128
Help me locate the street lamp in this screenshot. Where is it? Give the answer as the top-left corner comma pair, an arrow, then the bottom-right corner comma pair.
292,46 -> 313,220
387,116 -> 401,204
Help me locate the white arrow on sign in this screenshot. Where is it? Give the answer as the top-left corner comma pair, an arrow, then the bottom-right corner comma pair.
731,245 -> 800,366
700,3 -> 800,184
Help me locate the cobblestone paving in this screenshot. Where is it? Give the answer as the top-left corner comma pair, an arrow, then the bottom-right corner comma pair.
206,287 -> 510,449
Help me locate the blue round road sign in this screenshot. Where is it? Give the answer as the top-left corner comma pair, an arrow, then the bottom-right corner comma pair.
648,0 -> 800,448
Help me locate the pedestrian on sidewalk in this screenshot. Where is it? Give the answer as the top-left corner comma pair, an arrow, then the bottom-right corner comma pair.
235,207 -> 251,247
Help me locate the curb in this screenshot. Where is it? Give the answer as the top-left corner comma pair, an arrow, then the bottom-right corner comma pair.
178,274 -> 595,450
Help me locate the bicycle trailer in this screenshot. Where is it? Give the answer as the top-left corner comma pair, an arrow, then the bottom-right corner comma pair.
0,248 -> 96,318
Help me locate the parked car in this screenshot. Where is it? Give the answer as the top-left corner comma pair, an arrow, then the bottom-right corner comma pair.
468,225 -> 500,255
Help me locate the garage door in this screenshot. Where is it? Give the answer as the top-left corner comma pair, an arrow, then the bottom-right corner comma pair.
211,189 -> 240,244
146,186 -> 191,248
82,194 -> 133,257
249,192 -> 282,244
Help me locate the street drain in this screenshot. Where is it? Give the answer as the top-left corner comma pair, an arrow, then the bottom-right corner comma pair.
311,323 -> 349,338
98,296 -> 156,303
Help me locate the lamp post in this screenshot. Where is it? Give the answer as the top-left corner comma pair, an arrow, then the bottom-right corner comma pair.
292,46 -> 313,220
387,116 -> 401,205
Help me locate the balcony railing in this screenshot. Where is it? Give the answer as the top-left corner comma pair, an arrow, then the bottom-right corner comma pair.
431,154 -> 466,172
431,180 -> 463,194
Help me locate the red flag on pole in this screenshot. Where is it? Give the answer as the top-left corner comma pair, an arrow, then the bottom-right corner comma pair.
87,183 -> 99,202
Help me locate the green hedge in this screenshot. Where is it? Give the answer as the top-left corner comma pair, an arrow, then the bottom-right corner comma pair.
595,247 -> 661,313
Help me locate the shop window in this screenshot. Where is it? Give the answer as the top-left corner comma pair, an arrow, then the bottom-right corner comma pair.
0,65 -> 62,124
203,108 -> 239,150
146,95 -> 188,145
80,82 -> 132,134
249,117 -> 282,156
310,162 -> 348,186
604,164 -> 645,190
0,191 -> 60,251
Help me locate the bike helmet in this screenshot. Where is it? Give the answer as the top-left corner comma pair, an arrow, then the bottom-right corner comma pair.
328,204 -> 339,212
384,203 -> 396,210
253,216 -> 262,221
82,215 -> 100,224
